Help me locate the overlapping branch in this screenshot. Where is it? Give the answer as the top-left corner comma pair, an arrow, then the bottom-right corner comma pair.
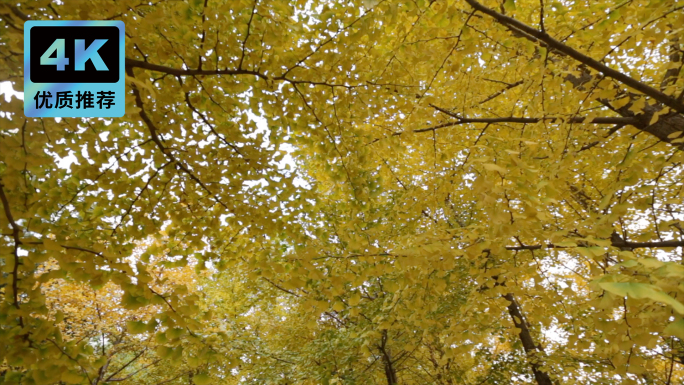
126,67 -> 230,210
463,0 -> 684,148
505,238 -> 684,251
0,178 -> 23,316
426,104 -> 637,130
125,59 -> 267,79
502,292 -> 553,385
464,0 -> 684,114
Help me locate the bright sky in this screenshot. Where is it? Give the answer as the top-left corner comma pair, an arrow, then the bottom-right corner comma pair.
0,81 -> 23,102
0,80 -> 307,188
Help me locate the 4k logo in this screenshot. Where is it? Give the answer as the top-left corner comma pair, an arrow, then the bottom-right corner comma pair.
40,38 -> 109,71
24,21 -> 125,118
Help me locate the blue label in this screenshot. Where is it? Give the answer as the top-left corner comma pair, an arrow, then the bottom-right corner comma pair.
24,20 -> 125,118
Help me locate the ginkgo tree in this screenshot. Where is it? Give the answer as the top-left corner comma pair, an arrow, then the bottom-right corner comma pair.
1,0 -> 684,384
38,246 -> 207,385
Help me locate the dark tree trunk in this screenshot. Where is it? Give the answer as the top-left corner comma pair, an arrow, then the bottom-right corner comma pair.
502,293 -> 555,385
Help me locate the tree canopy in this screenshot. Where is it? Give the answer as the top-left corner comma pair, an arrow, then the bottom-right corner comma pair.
1,0 -> 684,384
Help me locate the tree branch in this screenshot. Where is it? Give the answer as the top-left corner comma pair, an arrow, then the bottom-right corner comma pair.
112,161 -> 172,234
0,179 -> 23,317
416,107 -> 638,134
465,0 -> 684,114
126,66 -> 230,210
504,238 -> 684,251
105,349 -> 148,381
238,0 -> 259,70
502,293 -> 554,385
125,58 -> 267,80
47,338 -> 93,384
108,358 -> 161,382
262,277 -> 299,297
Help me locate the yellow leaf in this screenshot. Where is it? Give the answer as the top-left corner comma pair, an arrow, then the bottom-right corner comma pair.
483,163 -> 506,173
348,292 -> 361,306
649,113 -> 660,125
332,301 -> 345,312
44,239 -> 62,252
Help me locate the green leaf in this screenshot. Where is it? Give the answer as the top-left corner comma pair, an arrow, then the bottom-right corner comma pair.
598,282 -> 684,314
156,346 -> 172,359
664,319 -> 684,339
166,327 -> 185,340
639,258 -> 664,269
127,320 -> 147,335
503,0 -> 516,11
615,260 -> 638,268
193,373 -> 212,385
483,163 -> 507,173
656,262 -> 684,278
